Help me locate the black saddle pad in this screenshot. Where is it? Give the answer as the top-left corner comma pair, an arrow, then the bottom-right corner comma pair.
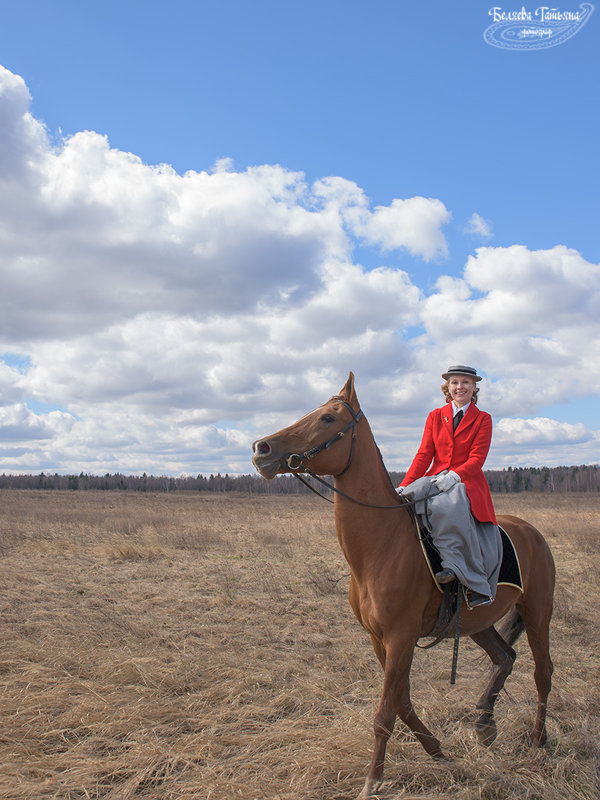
420,522 -> 523,590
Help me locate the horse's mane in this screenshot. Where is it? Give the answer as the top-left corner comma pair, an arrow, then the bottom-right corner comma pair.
375,442 -> 399,493
330,394 -> 398,494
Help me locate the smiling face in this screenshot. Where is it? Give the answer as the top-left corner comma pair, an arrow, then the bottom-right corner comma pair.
447,375 -> 476,408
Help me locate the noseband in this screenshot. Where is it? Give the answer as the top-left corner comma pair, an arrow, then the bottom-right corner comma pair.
285,399 -> 363,478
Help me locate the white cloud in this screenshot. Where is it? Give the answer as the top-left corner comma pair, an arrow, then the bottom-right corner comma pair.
0,64 -> 599,475
0,403 -> 75,442
419,245 -> 600,408
495,417 -> 591,446
0,67 -> 447,345
0,67 -> 47,186
345,195 -> 451,260
465,212 -> 493,240
491,418 -> 600,468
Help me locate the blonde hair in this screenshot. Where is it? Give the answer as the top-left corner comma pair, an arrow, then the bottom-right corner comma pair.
441,379 -> 479,405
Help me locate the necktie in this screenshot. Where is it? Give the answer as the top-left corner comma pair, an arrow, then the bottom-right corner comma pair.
453,409 -> 463,432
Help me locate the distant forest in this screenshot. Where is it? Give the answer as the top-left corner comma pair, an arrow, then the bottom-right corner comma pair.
0,464 -> 598,493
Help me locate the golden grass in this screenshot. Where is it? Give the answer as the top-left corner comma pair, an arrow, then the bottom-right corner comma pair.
0,490 -> 598,800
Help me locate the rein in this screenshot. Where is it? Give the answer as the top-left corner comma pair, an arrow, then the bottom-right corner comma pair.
293,468 -> 426,510
286,399 -> 438,511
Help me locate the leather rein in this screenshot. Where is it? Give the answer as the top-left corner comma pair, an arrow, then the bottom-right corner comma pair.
286,399 -> 420,510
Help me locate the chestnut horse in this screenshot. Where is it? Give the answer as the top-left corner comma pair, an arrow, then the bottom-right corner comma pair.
252,373 -> 555,799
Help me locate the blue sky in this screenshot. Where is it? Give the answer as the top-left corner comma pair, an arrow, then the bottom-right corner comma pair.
5,1 -> 598,265
0,0 -> 598,474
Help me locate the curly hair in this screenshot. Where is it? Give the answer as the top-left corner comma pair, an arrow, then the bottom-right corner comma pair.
441,380 -> 479,405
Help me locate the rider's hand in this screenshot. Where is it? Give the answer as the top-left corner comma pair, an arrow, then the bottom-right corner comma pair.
431,470 -> 460,492
396,486 -> 405,495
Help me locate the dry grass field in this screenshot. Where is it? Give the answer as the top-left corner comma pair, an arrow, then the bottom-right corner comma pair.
0,490 -> 598,800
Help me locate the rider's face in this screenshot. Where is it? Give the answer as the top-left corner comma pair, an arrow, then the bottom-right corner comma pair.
448,376 -> 475,408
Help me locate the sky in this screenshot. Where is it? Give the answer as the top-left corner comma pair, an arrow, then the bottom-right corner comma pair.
0,0 -> 599,476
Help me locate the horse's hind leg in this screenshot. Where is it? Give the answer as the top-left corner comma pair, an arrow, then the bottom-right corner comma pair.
518,601 -> 554,746
471,610 -> 524,745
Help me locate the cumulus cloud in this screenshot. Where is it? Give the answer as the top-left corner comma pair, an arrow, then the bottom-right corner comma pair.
495,417 -> 591,447
344,194 -> 451,260
0,67 -> 448,346
0,64 -> 599,474
0,68 -> 46,185
491,418 -> 600,468
0,403 -> 75,442
419,245 -> 600,407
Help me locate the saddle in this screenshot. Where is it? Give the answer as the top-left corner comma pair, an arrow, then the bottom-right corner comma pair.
417,521 -> 523,643
415,521 -> 523,683
420,520 -> 523,594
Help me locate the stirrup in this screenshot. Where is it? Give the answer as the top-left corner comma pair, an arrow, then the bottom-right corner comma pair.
466,590 -> 493,610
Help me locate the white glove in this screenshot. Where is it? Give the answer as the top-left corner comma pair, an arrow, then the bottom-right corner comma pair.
396,486 -> 405,495
431,470 -> 461,493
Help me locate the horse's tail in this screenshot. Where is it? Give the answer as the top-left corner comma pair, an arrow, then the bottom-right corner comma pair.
497,606 -> 525,647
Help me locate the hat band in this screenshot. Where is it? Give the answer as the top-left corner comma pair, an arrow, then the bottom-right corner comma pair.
442,364 -> 482,381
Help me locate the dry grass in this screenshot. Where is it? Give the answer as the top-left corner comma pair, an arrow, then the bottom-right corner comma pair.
0,490 -> 598,800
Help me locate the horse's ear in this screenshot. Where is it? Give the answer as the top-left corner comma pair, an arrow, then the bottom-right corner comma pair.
340,371 -> 358,407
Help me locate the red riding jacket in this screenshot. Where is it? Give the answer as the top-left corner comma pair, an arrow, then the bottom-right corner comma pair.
399,403 -> 497,524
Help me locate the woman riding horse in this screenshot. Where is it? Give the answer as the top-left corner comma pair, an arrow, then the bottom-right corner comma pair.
398,365 -> 500,608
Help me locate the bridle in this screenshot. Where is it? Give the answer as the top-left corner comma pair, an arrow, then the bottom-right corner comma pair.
285,398 -> 363,478
285,398 -> 418,510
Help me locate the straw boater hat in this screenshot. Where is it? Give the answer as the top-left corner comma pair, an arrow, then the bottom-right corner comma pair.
441,364 -> 482,382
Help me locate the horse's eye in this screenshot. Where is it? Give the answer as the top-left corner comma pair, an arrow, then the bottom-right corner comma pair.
320,414 -> 335,423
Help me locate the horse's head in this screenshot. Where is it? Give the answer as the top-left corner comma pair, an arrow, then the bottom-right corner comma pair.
252,372 -> 361,479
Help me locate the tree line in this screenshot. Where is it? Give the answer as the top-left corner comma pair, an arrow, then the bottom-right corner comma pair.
0,464 -> 598,493
393,464 -> 600,493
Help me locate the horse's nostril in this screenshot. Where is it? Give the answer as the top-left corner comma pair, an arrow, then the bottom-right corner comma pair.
257,441 -> 271,455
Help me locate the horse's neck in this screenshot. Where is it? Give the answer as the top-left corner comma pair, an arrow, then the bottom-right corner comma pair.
336,416 -> 397,499
333,417 -> 411,571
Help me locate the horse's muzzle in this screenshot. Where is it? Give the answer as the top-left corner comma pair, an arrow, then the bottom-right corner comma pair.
251,438 -> 283,479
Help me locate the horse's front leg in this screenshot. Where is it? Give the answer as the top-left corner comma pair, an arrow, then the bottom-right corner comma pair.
357,638 -> 445,800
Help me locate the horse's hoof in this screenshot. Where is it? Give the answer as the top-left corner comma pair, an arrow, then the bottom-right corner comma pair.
433,750 -> 454,763
476,712 -> 498,746
356,778 -> 381,799
533,730 -> 548,747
